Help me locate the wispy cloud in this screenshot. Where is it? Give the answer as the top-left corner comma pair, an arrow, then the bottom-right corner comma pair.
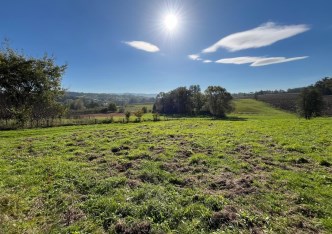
215,56 -> 308,66
216,57 -> 262,65
202,22 -> 310,53
188,54 -> 201,60
250,56 -> 308,66
203,60 -> 212,63
124,41 -> 160,52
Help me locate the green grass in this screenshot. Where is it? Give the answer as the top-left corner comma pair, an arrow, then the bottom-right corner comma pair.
0,99 -> 331,233
124,103 -> 154,113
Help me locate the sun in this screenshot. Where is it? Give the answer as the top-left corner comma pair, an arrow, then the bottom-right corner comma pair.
164,14 -> 178,31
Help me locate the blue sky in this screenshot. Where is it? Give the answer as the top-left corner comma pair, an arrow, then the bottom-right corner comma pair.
1,0 -> 332,94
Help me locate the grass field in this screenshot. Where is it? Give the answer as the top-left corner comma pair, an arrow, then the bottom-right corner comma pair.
0,99 -> 331,233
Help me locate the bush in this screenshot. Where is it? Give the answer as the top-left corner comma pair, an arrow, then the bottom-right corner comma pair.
125,111 -> 131,122
134,110 -> 143,122
142,106 -> 148,113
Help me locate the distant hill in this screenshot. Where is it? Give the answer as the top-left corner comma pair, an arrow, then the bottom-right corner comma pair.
59,91 -> 156,112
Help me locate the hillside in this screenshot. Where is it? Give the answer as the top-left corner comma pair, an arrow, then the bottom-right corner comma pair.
0,100 -> 331,233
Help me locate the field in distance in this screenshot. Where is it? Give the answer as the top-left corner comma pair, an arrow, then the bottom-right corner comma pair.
0,99 -> 331,233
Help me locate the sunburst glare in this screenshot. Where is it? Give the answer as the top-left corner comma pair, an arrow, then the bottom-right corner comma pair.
164,14 -> 178,31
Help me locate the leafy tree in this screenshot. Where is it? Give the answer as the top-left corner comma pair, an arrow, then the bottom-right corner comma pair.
190,85 -> 205,114
297,87 -> 324,119
86,100 -> 100,109
70,98 -> 85,110
173,87 -> 192,114
108,102 -> 117,112
154,87 -> 193,115
314,77 -> 332,95
134,110 -> 143,122
125,111 -> 131,122
0,43 -> 66,126
118,106 -> 125,113
141,106 -> 148,113
204,86 -> 233,118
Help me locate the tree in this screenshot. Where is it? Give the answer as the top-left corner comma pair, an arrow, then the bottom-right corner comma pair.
314,77 -> 332,95
125,111 -> 131,122
108,102 -> 117,112
70,98 -> 85,110
190,85 -> 205,114
153,87 -> 193,115
297,87 -> 324,119
204,86 -> 233,118
141,106 -> 148,113
134,110 -> 143,122
0,43 -> 67,126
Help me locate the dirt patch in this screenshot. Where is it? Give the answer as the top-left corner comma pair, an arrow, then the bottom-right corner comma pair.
114,220 -> 151,234
148,146 -> 165,155
115,162 -> 133,172
111,145 -> 131,155
126,179 -> 141,188
209,175 -> 257,198
208,205 -> 238,229
233,144 -> 253,156
61,206 -> 86,226
176,149 -> 193,158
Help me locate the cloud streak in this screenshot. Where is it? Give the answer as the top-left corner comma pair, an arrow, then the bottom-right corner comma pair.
203,22 -> 310,53
124,41 -> 160,52
188,54 -> 201,60
203,60 -> 212,63
251,56 -> 308,66
216,56 -> 308,66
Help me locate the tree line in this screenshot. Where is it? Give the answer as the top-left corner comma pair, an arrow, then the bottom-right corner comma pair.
153,85 -> 233,118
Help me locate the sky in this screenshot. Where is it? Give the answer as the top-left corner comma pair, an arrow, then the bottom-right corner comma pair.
1,0 -> 332,94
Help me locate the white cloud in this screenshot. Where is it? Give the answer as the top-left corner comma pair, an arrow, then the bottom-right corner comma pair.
188,54 -> 201,60
203,60 -> 212,63
215,56 -> 308,66
250,56 -> 308,66
124,41 -> 160,52
202,22 -> 310,53
216,57 -> 262,64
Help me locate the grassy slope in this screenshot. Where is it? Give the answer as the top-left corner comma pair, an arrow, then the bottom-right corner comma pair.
0,99 -> 331,233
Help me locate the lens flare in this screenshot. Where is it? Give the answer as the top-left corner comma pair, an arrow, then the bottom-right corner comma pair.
164,14 -> 178,31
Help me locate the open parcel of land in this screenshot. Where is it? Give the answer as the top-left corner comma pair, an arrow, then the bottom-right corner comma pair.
0,99 -> 331,233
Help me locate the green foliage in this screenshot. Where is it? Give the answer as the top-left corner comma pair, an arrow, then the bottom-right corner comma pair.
0,43 -> 66,126
118,106 -> 125,113
297,87 -> 324,119
205,86 -> 233,118
108,102 -> 117,112
134,110 -> 144,122
154,85 -> 233,117
141,106 -> 148,113
152,113 -> 160,121
125,111 -> 131,122
314,77 -> 332,95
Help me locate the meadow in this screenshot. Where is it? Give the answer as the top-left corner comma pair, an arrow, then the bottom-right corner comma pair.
0,99 -> 331,233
